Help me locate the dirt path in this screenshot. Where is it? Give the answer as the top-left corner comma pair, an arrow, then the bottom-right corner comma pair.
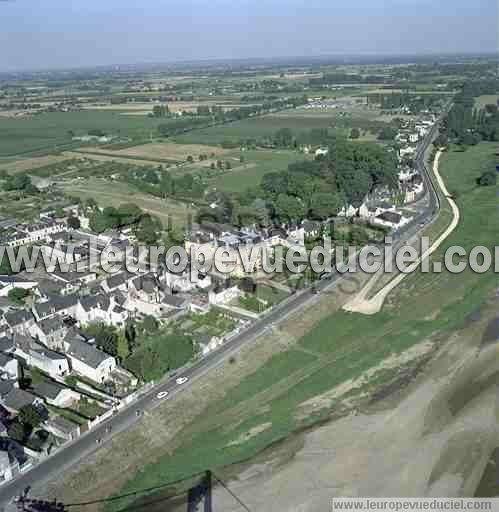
344,150 -> 460,315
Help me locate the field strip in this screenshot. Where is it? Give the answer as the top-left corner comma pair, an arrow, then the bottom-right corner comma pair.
343,150 -> 461,315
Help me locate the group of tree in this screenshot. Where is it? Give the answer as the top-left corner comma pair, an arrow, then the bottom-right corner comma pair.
88,203 -> 160,243
151,104 -> 170,118
443,79 -> 499,145
197,136 -> 398,227
8,287 -> 30,305
2,174 -> 38,194
8,404 -> 44,443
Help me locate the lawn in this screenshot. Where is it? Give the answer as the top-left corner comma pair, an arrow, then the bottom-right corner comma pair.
105,143 -> 498,510
0,111 -> 175,158
207,149 -> 308,192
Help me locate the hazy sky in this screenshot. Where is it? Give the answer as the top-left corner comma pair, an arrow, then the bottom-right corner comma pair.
0,0 -> 497,71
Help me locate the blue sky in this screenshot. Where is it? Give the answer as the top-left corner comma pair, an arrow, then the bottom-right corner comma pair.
0,0 -> 497,71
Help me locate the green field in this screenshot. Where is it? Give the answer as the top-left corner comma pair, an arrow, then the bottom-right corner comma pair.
474,95 -> 499,110
106,143 -> 498,510
207,149 -> 308,192
173,113 -> 336,144
0,111 -> 173,158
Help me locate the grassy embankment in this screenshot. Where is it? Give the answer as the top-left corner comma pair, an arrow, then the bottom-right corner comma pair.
105,142 -> 498,510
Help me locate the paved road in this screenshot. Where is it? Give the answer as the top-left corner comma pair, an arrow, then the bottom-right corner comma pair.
0,116 -> 443,509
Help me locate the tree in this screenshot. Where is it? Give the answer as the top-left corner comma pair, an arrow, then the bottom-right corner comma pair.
116,203 -> 143,226
54,207 -> 65,218
3,174 -> 31,192
84,323 -> 119,356
141,315 -> 158,333
274,194 -> 305,223
19,404 -> 43,430
89,211 -> 109,233
117,332 -> 130,361
434,133 -> 448,148
350,128 -> 360,139
186,155 -> 194,164
152,104 -> 169,118
67,215 -> 81,229
8,287 -> 29,305
159,172 -> 174,197
378,127 -> 398,141
309,191 -> 343,220
8,422 -> 27,442
144,169 -> 159,184
477,170 -> 497,186
134,215 -> 160,244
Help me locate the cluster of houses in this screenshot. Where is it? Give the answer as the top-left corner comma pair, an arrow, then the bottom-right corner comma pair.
0,110 -> 438,482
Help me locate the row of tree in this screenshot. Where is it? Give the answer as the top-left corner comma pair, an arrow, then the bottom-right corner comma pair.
443,79 -> 499,144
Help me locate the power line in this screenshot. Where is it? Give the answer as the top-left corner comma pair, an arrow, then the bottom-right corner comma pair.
212,472 -> 252,512
62,470 -> 206,508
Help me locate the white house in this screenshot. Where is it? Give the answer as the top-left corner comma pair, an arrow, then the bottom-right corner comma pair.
315,147 -> 329,157
32,381 -> 80,408
13,336 -> 70,379
208,283 -> 240,305
0,354 -> 18,381
64,334 -> 117,384
0,450 -> 18,484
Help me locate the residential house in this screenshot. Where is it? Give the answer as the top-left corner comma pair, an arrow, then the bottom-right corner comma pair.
0,354 -> 18,381
2,387 -> 43,414
32,294 -> 79,322
45,415 -> 80,442
76,293 -> 128,328
64,333 -> 117,383
0,450 -> 19,484
372,210 -> 410,231
32,381 -> 80,408
3,309 -> 35,335
3,219 -> 66,248
51,269 -> 97,295
101,271 -> 136,294
208,280 -> 240,305
29,315 -> 68,350
14,336 -> 70,379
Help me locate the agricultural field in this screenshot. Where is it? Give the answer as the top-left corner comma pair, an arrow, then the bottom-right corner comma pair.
96,143 -> 497,510
474,94 -> 499,110
77,141 -> 227,163
59,177 -> 195,228
172,113 -> 337,145
0,111 -> 174,158
0,154 -> 73,175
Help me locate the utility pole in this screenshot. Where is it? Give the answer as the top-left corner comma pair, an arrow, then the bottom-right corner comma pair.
187,470 -> 212,511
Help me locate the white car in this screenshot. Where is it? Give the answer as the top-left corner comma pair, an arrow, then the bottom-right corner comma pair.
156,391 -> 169,400
176,377 -> 189,385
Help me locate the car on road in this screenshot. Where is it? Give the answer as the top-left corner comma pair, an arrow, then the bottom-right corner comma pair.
175,377 -> 189,385
156,391 -> 169,399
